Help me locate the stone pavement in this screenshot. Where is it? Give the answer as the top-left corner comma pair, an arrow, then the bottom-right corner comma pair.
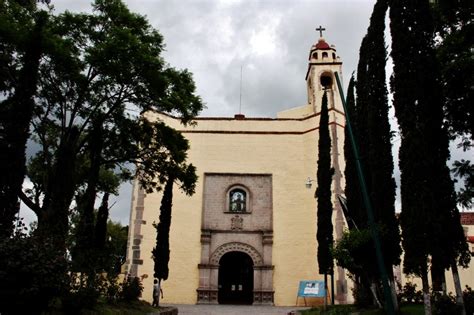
160,304 -> 310,315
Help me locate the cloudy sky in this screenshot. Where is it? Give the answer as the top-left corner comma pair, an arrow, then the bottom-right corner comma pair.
18,0 -> 422,226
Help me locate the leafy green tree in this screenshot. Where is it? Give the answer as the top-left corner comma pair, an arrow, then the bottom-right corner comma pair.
2,0 -> 202,309
432,0 -> 473,218
431,0 -> 473,147
451,160 -> 473,210
389,1 -> 470,314
18,0 -> 202,253
316,91 -> 334,306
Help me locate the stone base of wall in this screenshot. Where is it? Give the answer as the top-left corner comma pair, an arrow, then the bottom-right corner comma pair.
253,290 -> 274,305
196,288 -> 274,305
196,288 -> 218,304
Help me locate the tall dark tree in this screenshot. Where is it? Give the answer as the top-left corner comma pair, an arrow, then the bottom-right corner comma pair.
341,75 -> 374,306
153,176 -> 174,283
364,0 -> 401,284
316,91 -> 334,305
344,73 -> 367,228
152,125 -> 197,284
0,1 -> 49,238
389,1 -> 470,313
344,75 -> 365,229
364,3 -> 401,309
339,1 -> 400,308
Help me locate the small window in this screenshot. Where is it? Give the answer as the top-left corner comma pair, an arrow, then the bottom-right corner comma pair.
322,52 -> 328,58
312,52 -> 318,60
332,53 -> 336,59
229,189 -> 246,212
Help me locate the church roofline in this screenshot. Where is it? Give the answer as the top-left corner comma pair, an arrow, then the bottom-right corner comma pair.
178,121 -> 345,135
157,108 -> 345,122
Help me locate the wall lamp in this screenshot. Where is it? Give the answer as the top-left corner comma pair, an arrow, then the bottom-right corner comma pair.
305,177 -> 316,189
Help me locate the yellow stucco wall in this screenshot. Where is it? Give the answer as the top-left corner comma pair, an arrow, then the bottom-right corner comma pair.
127,108 -> 347,306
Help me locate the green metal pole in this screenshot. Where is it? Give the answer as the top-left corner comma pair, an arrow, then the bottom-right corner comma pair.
334,71 -> 395,315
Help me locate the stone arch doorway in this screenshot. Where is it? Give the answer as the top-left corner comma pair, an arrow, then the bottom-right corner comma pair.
218,251 -> 254,305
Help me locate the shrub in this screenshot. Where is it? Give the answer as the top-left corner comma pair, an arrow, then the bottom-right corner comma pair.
104,274 -> 122,303
464,285 -> 474,315
61,285 -> 100,314
0,223 -> 68,314
398,282 -> 423,304
351,279 -> 374,308
121,276 -> 143,301
432,291 -> 460,315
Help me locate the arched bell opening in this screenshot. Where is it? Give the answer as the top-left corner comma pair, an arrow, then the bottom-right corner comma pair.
320,73 -> 333,89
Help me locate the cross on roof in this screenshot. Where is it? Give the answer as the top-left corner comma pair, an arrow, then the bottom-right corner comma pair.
316,25 -> 326,38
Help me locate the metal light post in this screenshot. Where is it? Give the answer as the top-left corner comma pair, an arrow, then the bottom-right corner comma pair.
334,71 -> 395,315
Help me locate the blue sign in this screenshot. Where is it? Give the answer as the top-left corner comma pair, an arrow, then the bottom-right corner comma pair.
297,280 -> 326,297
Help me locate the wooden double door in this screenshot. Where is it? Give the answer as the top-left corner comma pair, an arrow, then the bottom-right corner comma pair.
217,251 -> 254,305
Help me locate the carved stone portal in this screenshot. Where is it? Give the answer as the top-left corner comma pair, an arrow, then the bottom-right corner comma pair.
197,173 -> 274,305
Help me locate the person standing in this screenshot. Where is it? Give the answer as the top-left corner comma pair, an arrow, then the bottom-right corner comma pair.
152,279 -> 163,307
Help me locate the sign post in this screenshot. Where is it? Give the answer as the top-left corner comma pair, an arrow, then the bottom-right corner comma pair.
296,280 -> 326,306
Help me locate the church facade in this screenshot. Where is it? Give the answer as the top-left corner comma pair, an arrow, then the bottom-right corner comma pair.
125,36 -> 350,306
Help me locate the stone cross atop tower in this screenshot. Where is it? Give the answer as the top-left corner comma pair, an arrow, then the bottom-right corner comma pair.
316,25 -> 326,38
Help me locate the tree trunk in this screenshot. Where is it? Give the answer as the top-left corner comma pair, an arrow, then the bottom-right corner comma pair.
38,128 -> 80,250
370,280 -> 382,309
76,120 -> 104,254
421,269 -> 432,315
451,261 -> 466,315
389,279 -> 399,312
330,271 -> 335,305
324,272 -> 328,310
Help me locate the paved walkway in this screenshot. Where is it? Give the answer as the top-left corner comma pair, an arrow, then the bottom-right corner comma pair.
162,304 -> 310,315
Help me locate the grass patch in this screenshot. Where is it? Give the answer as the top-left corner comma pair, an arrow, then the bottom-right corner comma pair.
299,304 -> 424,315
44,300 -> 160,315
91,300 -> 158,314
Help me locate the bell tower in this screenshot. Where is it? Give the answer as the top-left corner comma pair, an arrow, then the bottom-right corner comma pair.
306,27 -> 348,304
305,27 -> 344,116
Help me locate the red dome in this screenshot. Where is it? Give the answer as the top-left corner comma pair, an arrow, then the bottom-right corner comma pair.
315,39 -> 330,50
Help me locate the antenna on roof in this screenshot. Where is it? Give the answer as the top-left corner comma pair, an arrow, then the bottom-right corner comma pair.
239,65 -> 243,114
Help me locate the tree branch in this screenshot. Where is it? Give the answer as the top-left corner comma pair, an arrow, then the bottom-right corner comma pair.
18,190 -> 42,216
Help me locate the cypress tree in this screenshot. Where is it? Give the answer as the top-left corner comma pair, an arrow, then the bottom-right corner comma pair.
316,91 -> 334,302
153,175 -> 174,282
364,0 -> 401,278
340,0 -> 400,308
343,75 -> 374,306
343,75 -> 362,229
389,1 -> 470,313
